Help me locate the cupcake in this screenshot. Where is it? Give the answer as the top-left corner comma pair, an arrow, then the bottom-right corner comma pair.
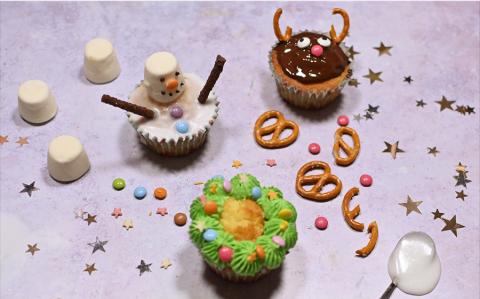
102,52 -> 226,156
269,8 -> 352,109
189,174 -> 298,282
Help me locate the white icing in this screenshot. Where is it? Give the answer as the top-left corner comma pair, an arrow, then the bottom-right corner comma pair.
128,73 -> 218,143
388,232 -> 441,296
317,36 -> 331,47
18,80 -> 57,124
47,135 -> 90,182
83,38 -> 121,84
144,52 -> 185,103
296,67 -> 306,78
296,37 -> 311,49
284,48 -> 291,53
308,73 -> 317,77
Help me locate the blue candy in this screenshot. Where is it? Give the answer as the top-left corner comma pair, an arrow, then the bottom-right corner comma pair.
203,229 -> 217,242
212,175 -> 224,180
175,120 -> 189,134
251,186 -> 262,199
134,186 -> 147,199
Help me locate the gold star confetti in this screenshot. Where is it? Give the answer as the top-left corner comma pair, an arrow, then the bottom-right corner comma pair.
267,190 -> 278,200
16,137 -> 29,146
20,181 -> 39,197
416,100 -> 427,107
232,160 -> 243,169
84,213 -> 97,225
347,46 -> 360,59
373,42 -> 393,56
399,196 -> 422,216
160,259 -> 172,270
403,76 -> 413,84
348,78 -> 360,87
454,171 -> 471,187
363,69 -> 383,84
427,147 -> 439,157
456,162 -> 467,173
441,215 -> 464,237
432,209 -> 444,220
123,219 -> 134,230
266,159 -> 277,167
455,190 -> 467,201
435,96 -> 455,111
84,263 -> 97,275
25,243 -> 40,256
194,220 -> 206,232
383,141 -> 404,159
455,105 -> 467,115
0,135 -> 8,145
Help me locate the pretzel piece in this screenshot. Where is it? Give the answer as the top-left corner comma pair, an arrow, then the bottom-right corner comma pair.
342,187 -> 364,232
254,110 -> 299,149
273,8 -> 292,42
295,161 -> 342,202
333,126 -> 360,166
355,221 -> 378,257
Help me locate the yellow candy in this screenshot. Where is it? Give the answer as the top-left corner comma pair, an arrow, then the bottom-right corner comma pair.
279,220 -> 289,231
278,208 -> 293,220
210,184 -> 217,194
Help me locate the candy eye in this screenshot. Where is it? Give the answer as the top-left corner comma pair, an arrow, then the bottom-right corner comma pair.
296,37 -> 311,49
317,36 -> 331,47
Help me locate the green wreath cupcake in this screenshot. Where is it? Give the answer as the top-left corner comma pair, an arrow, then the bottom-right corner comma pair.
189,173 -> 298,282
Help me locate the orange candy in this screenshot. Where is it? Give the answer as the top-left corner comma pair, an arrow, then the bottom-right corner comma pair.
256,245 -> 265,260
154,187 -> 167,200
204,201 -> 217,215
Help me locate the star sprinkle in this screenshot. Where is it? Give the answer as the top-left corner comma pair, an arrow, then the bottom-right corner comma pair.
363,69 -> 383,84
382,141 -> 405,159
84,263 -> 97,275
111,208 -> 123,219
84,214 -> 97,225
399,196 -> 423,216
441,215 -> 464,237
363,112 -> 374,120
366,104 -> 380,114
454,171 -> 471,188
156,207 -> 168,216
137,260 -> 152,276
455,162 -> 467,173
25,243 -> 40,256
455,190 -> 467,201
353,114 -> 362,122
0,135 -> 8,145
16,137 -> 29,146
373,42 -> 393,56
432,209 -> 444,220
348,78 -> 360,87
347,46 -> 360,59
465,106 -> 475,114
435,96 -> 455,111
232,160 -> 243,169
193,220 -> 207,232
74,208 -> 87,220
239,174 -> 249,184
122,219 -> 134,230
427,147 -> 439,157
416,100 -> 427,107
267,190 -> 278,200
209,183 -> 217,193
403,76 -> 413,84
455,105 -> 467,115
160,259 -> 172,270
20,181 -> 39,197
88,237 -> 108,254
266,159 -> 277,167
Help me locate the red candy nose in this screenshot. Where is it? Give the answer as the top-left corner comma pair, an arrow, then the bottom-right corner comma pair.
311,45 -> 324,57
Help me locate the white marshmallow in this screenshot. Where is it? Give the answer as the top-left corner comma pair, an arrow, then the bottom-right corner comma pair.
18,80 -> 57,124
47,135 -> 90,182
144,51 -> 185,104
84,38 -> 121,84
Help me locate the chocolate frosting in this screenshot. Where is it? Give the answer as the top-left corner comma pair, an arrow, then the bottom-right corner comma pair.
274,32 -> 350,84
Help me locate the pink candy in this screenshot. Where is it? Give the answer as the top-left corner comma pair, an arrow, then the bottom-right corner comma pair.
272,235 -> 285,247
311,45 -> 324,57
199,195 -> 207,204
337,115 -> 349,126
315,216 -> 328,230
360,174 -> 373,187
308,143 -> 321,155
218,246 -> 233,262
223,180 -> 232,193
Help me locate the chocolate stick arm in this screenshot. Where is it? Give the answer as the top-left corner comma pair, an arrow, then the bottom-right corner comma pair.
101,94 -> 155,119
197,55 -> 226,104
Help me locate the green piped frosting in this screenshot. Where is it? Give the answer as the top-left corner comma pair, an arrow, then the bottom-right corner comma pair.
189,173 -> 298,277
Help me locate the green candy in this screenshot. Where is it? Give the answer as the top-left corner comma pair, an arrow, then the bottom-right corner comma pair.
112,178 -> 126,190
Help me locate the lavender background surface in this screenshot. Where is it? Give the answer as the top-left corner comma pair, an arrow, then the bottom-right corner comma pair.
1,2 -> 479,299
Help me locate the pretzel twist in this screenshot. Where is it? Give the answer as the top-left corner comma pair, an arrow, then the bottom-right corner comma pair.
330,8 -> 350,44
342,187 -> 365,232
333,127 -> 360,166
295,161 -> 342,202
273,8 -> 292,42
355,221 -> 378,257
254,110 -> 299,149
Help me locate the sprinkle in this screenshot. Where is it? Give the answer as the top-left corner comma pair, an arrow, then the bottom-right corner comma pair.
251,186 -> 262,199
175,120 -> 189,133
154,187 -> 167,200
160,259 -> 172,269
266,159 -> 277,167
203,229 -> 217,241
315,216 -> 328,230
232,160 -> 243,169
122,219 -> 134,230
156,207 -> 168,216
111,208 -> 123,218
272,235 -> 285,247
194,181 -> 204,185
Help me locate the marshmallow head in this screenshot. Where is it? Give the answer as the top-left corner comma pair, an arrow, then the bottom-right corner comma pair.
144,52 -> 185,104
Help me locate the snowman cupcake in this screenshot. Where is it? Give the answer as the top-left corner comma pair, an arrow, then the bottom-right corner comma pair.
102,52 -> 226,156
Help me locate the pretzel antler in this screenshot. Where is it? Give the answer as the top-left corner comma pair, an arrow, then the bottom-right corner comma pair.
330,8 -> 350,44
273,8 -> 292,42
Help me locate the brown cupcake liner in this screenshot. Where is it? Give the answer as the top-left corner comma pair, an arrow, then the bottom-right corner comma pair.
206,262 -> 271,283
138,129 -> 209,156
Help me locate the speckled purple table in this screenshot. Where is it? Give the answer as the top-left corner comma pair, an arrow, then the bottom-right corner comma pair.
1,2 -> 479,299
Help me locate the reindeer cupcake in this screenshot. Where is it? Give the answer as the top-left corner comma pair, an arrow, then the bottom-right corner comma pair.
269,8 -> 352,109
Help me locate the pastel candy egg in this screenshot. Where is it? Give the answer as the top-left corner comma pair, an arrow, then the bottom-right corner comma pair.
223,180 -> 232,193
133,186 -> 147,199
272,235 -> 285,247
251,186 -> 262,199
204,201 -> 217,215
256,245 -> 265,260
218,246 -> 233,262
279,220 -> 289,231
169,105 -> 183,119
278,208 -> 293,220
175,120 -> 189,133
203,229 -> 217,242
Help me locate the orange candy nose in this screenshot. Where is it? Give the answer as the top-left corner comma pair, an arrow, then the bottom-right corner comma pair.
166,79 -> 178,90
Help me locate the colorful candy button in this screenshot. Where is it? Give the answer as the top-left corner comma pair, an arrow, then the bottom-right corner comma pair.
218,246 -> 233,262
279,220 -> 289,231
212,175 -> 224,180
272,235 -> 285,247
337,115 -> 349,126
278,208 -> 293,220
169,105 -> 183,119
154,187 -> 167,200
251,186 -> 262,199
174,213 -> 187,226
308,143 -> 321,155
223,180 -> 232,193
360,174 -> 373,187
204,201 -> 217,215
315,216 -> 328,230
175,120 -> 189,133
112,178 -> 125,190
256,245 -> 265,260
133,186 -> 147,199
203,229 -> 217,242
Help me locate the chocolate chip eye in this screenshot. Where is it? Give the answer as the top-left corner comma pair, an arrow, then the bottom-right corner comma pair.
297,37 -> 311,49
160,77 -> 165,82
317,36 -> 331,47
175,72 -> 180,76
